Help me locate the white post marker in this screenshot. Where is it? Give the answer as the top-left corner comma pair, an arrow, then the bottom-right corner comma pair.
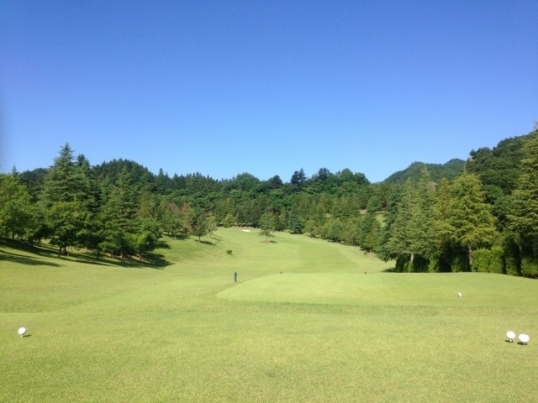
18,327 -> 27,337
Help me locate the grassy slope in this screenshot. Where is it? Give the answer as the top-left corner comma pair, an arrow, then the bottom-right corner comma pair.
1,228 -> 537,402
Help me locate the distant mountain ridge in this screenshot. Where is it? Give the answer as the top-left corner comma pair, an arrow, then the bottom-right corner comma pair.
382,158 -> 465,184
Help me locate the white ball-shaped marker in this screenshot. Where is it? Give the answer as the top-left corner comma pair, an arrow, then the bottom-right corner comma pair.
506,331 -> 516,341
518,333 -> 530,344
18,327 -> 26,337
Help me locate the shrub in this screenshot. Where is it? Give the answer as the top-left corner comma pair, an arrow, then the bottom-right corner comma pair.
473,249 -> 489,272
521,257 -> 538,278
451,254 -> 468,272
489,246 -> 504,274
226,249 -> 232,255
472,247 -> 504,273
428,255 -> 440,273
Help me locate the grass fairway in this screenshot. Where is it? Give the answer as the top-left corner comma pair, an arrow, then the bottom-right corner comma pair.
1,228 -> 537,402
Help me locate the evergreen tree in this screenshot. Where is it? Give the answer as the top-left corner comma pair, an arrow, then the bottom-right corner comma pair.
290,168 -> 306,189
288,205 -> 303,234
431,178 -> 455,272
360,212 -> 381,253
41,144 -> 90,205
508,133 -> 538,275
259,211 -> 274,241
382,169 -> 435,271
450,173 -> 497,270
100,167 -> 138,258
40,144 -> 95,255
377,186 -> 402,261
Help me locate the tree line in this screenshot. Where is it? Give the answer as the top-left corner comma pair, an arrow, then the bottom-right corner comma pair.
1,128 -> 537,277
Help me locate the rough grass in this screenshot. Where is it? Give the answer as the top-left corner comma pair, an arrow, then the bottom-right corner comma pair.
1,228 -> 537,402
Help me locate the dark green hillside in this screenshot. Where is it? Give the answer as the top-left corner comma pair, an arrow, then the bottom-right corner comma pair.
466,133 -> 534,195
383,159 -> 465,184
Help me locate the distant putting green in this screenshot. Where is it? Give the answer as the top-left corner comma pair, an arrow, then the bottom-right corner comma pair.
218,270 -> 537,308
1,228 -> 537,402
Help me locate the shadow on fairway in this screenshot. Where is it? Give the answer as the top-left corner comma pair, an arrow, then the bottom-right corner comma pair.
105,253 -> 171,269
198,240 -> 215,246
146,253 -> 170,269
164,234 -> 190,241
0,250 -> 61,267
0,238 -> 171,269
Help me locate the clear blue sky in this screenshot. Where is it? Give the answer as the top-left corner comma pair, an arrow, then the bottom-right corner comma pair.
1,0 -> 536,183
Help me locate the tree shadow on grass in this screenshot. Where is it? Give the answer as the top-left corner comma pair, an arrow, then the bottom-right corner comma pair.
209,234 -> 222,244
382,267 -> 397,273
0,239 -> 58,259
198,240 -> 215,246
0,238 -> 170,269
164,234 -> 190,241
146,253 -> 170,269
0,250 -> 61,267
63,253 -> 112,267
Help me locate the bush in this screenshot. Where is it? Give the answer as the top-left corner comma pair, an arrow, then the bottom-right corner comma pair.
473,247 -> 504,273
521,257 -> 538,278
472,249 -> 488,272
451,254 -> 468,272
226,249 -> 232,255
504,253 -> 519,276
489,246 -> 504,274
428,256 -> 440,273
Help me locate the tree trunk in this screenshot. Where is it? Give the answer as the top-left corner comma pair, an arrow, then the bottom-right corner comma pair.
468,244 -> 473,271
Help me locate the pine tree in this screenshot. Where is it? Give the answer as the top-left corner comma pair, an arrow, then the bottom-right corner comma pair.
40,144 -> 95,255
508,133 -> 538,275
360,212 -> 381,253
450,173 -> 497,270
382,169 -> 436,271
100,167 -> 138,258
431,178 -> 455,271
41,144 -> 89,205
377,187 -> 402,261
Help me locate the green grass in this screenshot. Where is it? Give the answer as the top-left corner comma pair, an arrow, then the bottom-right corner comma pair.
1,228 -> 537,402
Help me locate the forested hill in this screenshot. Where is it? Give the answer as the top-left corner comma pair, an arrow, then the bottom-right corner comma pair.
383,159 -> 465,184
3,128 -> 538,277
466,135 -> 528,195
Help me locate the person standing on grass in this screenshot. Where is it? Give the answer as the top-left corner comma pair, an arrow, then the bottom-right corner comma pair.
234,271 -> 237,282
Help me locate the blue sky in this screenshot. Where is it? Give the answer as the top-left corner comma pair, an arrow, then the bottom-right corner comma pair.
1,0 -> 537,183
